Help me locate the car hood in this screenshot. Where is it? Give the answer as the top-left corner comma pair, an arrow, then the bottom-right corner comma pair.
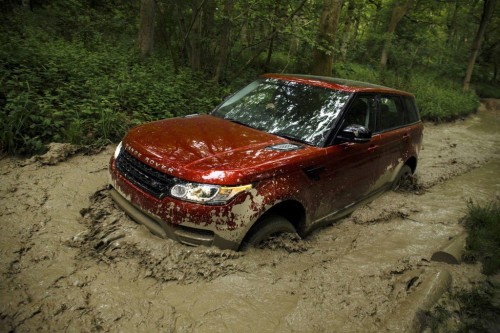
122,115 -> 324,184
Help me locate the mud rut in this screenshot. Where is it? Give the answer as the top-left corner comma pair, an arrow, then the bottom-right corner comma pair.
1,101 -> 499,332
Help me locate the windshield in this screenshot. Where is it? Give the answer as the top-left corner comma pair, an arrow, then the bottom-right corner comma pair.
212,79 -> 351,146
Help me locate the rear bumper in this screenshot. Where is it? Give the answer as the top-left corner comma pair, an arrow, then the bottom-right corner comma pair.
109,187 -> 240,250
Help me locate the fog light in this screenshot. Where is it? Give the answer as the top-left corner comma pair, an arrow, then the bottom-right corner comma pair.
171,184 -> 188,198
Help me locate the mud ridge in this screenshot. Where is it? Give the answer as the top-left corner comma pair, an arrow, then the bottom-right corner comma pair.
73,187 -> 247,284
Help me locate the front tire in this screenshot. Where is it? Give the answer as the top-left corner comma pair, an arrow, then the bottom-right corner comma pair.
241,215 -> 297,250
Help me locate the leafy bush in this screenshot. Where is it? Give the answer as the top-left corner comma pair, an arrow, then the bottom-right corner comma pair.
462,201 -> 500,275
425,201 -> 500,332
0,31 -> 222,154
424,286 -> 500,333
409,74 -> 479,121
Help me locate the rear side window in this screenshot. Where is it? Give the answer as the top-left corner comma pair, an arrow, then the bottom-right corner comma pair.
404,97 -> 420,123
377,95 -> 406,132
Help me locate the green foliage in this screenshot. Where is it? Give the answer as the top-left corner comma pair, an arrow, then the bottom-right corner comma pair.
425,198 -> 500,332
462,200 -> 500,276
334,63 -> 480,122
424,286 -> 500,333
410,75 -> 479,121
0,5 -> 222,154
334,62 -> 381,83
475,82 -> 500,99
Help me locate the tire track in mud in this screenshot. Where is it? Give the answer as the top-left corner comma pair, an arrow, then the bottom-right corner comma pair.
73,188 -> 244,281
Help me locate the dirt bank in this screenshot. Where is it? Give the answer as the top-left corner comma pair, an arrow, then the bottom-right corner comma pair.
1,102 -> 499,332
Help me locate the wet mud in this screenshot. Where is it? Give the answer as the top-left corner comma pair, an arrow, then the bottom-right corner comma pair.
0,101 -> 499,332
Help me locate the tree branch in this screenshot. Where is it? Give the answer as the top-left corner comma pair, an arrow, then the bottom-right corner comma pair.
230,0 -> 307,80
181,0 -> 208,53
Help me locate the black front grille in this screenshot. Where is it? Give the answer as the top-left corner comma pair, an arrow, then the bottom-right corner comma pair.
115,149 -> 176,199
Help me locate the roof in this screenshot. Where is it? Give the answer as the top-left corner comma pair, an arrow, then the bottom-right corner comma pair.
262,73 -> 414,97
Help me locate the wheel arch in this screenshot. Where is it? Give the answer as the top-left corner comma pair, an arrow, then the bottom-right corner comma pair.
406,156 -> 417,173
243,199 -> 307,241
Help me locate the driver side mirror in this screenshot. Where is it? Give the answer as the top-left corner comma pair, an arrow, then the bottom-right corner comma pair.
336,124 -> 372,143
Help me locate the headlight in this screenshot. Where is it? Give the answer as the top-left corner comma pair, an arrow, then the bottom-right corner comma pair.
170,183 -> 252,204
114,141 -> 122,159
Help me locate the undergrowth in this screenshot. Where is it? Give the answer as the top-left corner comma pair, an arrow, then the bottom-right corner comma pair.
0,6 -> 222,155
462,201 -> 500,275
424,200 -> 500,332
0,34 -> 222,154
424,287 -> 500,333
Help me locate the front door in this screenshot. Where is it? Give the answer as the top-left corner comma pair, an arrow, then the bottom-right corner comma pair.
309,95 -> 381,223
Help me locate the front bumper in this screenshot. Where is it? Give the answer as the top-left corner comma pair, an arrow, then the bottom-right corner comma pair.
109,187 -> 239,250
108,153 -> 260,250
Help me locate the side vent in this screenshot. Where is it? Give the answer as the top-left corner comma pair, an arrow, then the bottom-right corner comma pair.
266,143 -> 303,151
303,165 -> 325,181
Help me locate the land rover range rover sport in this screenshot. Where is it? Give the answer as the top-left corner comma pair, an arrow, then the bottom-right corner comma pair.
108,74 -> 423,250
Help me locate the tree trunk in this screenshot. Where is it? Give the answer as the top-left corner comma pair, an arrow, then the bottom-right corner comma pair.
379,0 -> 414,67
446,0 -> 460,48
213,0 -> 234,84
156,3 -> 180,72
202,0 -> 216,70
138,0 -> 156,57
189,0 -> 203,71
311,0 -> 344,76
493,60 -> 498,82
369,0 -> 383,33
263,0 -> 283,72
463,0 -> 495,91
340,0 -> 355,61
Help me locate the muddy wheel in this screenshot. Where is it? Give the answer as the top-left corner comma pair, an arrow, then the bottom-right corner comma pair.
392,164 -> 412,191
241,215 -> 297,250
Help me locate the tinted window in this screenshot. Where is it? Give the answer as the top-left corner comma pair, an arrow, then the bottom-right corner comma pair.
404,96 -> 420,123
377,95 -> 406,132
213,79 -> 351,146
343,96 -> 377,132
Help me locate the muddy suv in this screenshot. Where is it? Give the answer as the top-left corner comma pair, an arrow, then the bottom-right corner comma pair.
109,74 -> 423,250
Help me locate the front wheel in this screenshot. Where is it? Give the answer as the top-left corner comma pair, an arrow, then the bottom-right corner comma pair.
392,164 -> 412,191
241,215 -> 297,250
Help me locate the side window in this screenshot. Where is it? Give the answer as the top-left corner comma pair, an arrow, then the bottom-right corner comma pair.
377,95 -> 406,132
343,96 -> 377,132
404,97 -> 420,123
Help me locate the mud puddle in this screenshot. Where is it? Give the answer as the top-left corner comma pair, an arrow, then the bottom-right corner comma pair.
0,101 -> 499,332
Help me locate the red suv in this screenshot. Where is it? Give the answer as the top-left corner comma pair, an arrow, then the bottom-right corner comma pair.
108,74 -> 423,250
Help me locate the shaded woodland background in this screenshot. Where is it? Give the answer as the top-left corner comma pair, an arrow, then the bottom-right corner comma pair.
0,0 -> 498,154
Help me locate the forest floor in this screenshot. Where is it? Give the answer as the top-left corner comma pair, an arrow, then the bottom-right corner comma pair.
1,100 -> 499,333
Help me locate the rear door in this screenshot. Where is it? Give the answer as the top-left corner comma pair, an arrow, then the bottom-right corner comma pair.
375,94 -> 411,186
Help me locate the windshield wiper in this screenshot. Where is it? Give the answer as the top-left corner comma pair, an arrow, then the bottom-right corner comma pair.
270,131 -> 310,145
224,118 -> 255,129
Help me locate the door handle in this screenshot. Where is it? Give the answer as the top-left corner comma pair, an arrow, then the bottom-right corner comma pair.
368,145 -> 378,153
402,133 -> 410,140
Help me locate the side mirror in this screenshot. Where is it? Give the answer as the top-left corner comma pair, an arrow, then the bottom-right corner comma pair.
337,124 -> 372,143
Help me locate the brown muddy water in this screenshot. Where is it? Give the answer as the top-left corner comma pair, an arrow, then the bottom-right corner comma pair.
0,101 -> 499,332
